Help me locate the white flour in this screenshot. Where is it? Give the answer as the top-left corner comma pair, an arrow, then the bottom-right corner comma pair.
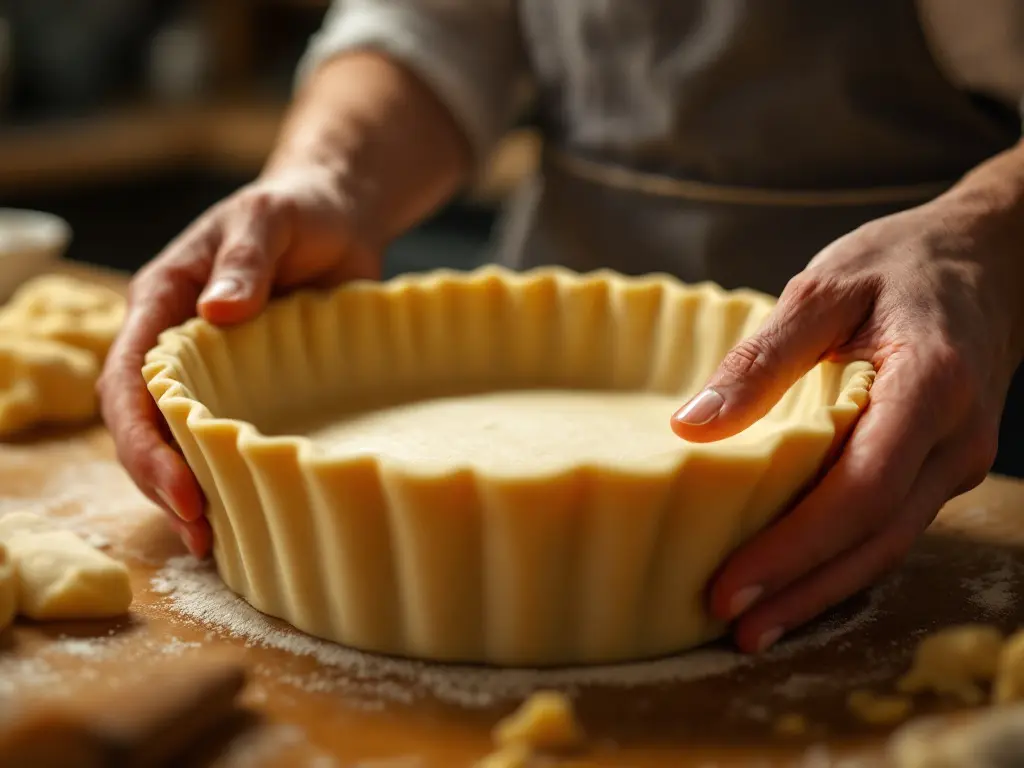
0,454 -> 159,558
963,549 -> 1020,616
148,555 -> 890,709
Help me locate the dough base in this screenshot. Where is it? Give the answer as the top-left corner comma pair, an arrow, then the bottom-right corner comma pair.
144,266 -> 873,665
292,390 -> 797,474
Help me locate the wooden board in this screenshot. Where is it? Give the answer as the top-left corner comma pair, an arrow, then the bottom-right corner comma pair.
2,266 -> 1024,766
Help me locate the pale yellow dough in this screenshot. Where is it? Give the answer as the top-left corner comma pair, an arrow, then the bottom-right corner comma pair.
476,690 -> 584,767
0,336 -> 99,437
897,624 -> 1005,705
0,275 -> 125,437
992,629 -> 1024,705
0,274 -> 125,359
0,542 -> 15,632
0,512 -> 132,620
143,266 -> 874,665
846,689 -> 912,725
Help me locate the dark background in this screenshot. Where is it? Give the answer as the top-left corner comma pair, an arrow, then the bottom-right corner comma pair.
1,0 -> 1020,476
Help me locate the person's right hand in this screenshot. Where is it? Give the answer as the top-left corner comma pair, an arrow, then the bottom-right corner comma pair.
98,166 -> 383,558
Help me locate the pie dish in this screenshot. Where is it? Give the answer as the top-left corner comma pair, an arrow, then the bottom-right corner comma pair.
143,266 -> 874,667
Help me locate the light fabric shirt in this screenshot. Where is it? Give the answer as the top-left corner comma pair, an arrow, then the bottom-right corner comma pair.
298,0 -> 1024,168
296,1 -> 1023,297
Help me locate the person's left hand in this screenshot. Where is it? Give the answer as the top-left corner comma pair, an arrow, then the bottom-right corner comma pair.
670,191 -> 1024,654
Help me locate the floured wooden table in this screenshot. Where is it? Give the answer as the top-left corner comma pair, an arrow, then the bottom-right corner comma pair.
2,265 -> 1024,767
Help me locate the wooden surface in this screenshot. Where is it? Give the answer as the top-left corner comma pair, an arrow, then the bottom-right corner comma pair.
2,266 -> 1024,766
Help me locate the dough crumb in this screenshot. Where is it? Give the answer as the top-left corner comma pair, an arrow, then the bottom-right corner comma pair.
0,274 -> 124,437
0,511 -> 132,620
474,744 -> 530,768
993,629 -> 1024,705
493,690 -> 585,752
897,624 -> 1005,705
773,712 -> 809,736
477,691 -> 585,767
846,689 -> 912,725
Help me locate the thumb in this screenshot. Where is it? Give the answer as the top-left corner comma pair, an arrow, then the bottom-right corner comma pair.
197,192 -> 292,325
670,277 -> 868,443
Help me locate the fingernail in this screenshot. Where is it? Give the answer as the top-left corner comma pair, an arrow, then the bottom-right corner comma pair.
201,277 -> 243,303
756,626 -> 784,653
729,585 -> 763,618
673,387 -> 725,426
155,488 -> 184,521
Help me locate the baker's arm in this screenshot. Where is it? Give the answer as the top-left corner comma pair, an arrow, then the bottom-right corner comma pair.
99,0 -> 531,552
275,0 -> 533,243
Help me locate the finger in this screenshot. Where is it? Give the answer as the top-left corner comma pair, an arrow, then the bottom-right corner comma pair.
730,445 -> 956,653
671,276 -> 872,442
198,193 -> 292,325
166,512 -> 214,559
100,232 -> 218,527
707,358 -> 939,624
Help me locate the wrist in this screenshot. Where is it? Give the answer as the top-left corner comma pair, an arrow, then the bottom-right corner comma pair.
263,52 -> 470,248
934,143 -> 1024,365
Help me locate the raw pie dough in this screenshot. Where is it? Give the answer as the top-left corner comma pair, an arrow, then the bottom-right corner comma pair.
897,625 -> 1006,706
143,266 -> 874,665
0,512 -> 133,620
477,690 -> 584,767
0,275 -> 125,437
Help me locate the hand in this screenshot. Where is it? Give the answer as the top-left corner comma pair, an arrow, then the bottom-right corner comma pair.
670,194 -> 1024,654
98,167 -> 382,558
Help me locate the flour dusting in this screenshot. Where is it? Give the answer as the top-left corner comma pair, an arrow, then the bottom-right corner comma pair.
148,555 -> 887,708
963,549 -> 1020,616
0,454 -> 158,556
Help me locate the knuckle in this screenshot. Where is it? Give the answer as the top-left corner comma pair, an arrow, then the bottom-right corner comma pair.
217,243 -> 266,274
779,273 -> 822,308
919,345 -> 976,416
719,336 -> 774,382
960,428 -> 999,489
242,187 -> 293,221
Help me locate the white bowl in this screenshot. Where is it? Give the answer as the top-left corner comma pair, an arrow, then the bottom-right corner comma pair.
0,209 -> 72,302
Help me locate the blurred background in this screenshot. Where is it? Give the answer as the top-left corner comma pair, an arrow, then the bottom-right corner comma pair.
0,0 -> 539,278
2,0 -> 1021,477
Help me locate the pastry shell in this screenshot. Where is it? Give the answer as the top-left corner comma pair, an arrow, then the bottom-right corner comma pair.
143,266 -> 873,666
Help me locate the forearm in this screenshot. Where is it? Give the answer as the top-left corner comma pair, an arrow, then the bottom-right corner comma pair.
264,51 -> 473,249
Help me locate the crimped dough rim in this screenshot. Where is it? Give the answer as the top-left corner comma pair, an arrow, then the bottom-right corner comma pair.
143,266 -> 874,482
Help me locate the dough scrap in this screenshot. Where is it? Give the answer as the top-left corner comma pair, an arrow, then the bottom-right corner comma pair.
0,275 -> 125,360
477,691 -> 585,767
0,512 -> 132,620
0,275 -> 124,437
0,542 -> 15,632
846,689 -> 912,725
494,690 -> 585,752
993,629 -> 1024,705
897,624 -> 1005,705
889,706 -> 1024,768
0,336 -> 99,437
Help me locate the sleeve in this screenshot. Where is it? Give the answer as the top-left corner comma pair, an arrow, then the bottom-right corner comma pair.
296,0 -> 533,164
